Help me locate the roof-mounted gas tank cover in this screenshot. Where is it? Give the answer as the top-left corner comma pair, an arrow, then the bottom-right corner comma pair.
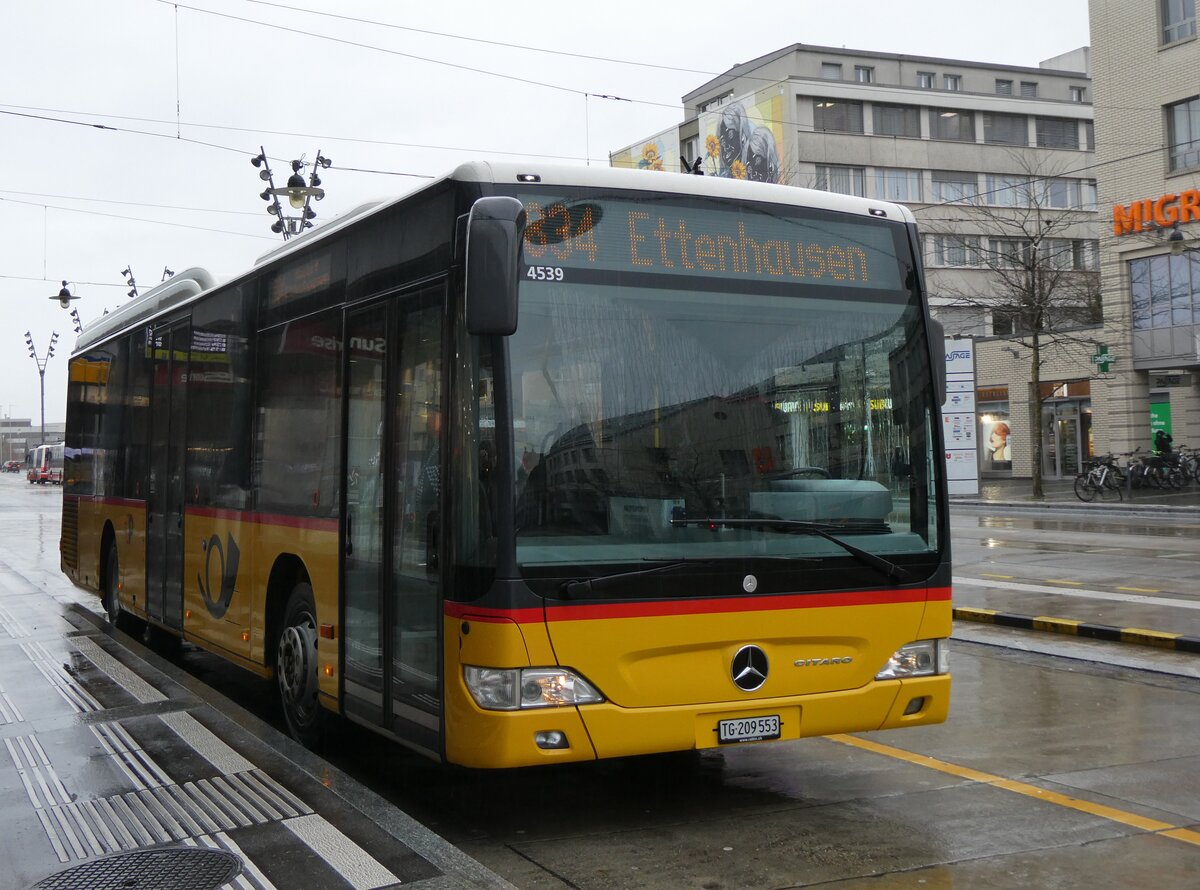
465,196 -> 527,336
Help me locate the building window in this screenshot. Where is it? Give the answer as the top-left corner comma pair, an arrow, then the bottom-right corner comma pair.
1084,120 -> 1096,150
699,93 -> 732,113
1070,86 -> 1086,103
1020,81 -> 1039,98
1162,0 -> 1198,44
983,112 -> 1028,145
821,62 -> 843,80
681,136 -> 699,169
1034,178 -> 1096,210
1036,117 -> 1080,149
984,175 -> 1030,207
989,238 -> 1032,268
930,108 -> 975,142
927,234 -> 983,267
873,103 -> 921,138
931,170 -> 979,203
1130,250 -> 1200,329
1168,97 -> 1200,171
944,74 -> 962,91
996,79 -> 1013,95
875,168 -> 923,202
815,165 -> 866,196
814,98 -> 864,133
933,306 -> 987,338
917,71 -> 935,89
854,66 -> 874,83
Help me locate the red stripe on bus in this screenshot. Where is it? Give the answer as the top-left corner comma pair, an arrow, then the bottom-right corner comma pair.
446,587 -> 951,624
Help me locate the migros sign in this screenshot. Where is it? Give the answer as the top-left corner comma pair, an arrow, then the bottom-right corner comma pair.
1112,190 -> 1200,236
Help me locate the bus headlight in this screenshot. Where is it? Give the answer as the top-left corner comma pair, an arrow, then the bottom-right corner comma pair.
464,666 -> 604,710
874,639 -> 948,680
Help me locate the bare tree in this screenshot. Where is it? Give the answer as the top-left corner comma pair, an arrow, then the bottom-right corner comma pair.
931,152 -> 1102,499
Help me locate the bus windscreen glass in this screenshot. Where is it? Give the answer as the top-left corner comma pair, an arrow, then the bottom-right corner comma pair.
505,191 -> 940,575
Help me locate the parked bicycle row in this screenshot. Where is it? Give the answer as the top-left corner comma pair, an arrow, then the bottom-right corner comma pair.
1073,446 -> 1200,502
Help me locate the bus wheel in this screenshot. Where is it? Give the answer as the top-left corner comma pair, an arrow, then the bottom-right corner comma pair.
103,543 -> 145,638
277,583 -> 325,747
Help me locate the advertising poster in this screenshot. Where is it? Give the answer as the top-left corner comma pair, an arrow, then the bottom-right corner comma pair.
980,415 -> 1013,471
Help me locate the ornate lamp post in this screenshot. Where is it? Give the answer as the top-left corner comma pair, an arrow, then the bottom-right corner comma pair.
24,329 -> 59,446
250,146 -> 332,240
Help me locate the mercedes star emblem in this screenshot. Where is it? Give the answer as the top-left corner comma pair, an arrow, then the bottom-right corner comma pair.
731,644 -> 769,691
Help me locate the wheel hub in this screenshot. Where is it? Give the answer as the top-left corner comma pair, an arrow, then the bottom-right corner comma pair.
278,621 -> 317,705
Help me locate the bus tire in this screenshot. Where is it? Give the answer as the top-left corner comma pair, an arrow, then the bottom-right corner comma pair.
103,542 -> 146,638
277,582 -> 326,748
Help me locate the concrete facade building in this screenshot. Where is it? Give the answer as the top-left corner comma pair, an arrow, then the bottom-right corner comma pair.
1089,0 -> 1200,457
613,44 -> 1102,479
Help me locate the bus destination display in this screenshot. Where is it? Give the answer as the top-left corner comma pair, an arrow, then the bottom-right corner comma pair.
518,195 -> 903,290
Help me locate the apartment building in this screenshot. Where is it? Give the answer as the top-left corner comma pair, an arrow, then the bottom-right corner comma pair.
1089,0 -> 1200,456
612,44 -> 1101,479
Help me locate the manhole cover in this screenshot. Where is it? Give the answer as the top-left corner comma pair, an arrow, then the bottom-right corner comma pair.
30,847 -> 241,890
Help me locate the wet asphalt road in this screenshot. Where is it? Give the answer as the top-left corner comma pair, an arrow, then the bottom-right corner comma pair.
7,476 -> 1200,888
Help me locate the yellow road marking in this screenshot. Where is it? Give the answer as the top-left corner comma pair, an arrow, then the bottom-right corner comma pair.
954,607 -> 999,622
1121,628 -> 1181,648
1033,616 -> 1079,632
1117,586 -> 1161,594
828,734 -> 1200,848
980,573 -> 1013,579
1044,579 -> 1084,586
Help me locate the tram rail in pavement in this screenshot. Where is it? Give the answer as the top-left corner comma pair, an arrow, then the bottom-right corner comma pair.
951,476 -> 1200,655
0,574 -> 514,890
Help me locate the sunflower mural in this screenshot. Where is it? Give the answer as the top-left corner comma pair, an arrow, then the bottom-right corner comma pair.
699,90 -> 785,184
609,127 -> 679,173
639,141 -> 666,171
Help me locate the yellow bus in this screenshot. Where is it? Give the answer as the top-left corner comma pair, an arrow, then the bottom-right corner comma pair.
61,162 -> 950,768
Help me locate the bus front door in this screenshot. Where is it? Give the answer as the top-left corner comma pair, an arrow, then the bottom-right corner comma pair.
342,287 -> 444,751
146,321 -> 189,630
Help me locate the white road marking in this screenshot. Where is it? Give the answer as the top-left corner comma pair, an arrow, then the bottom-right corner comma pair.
953,576 -> 1200,611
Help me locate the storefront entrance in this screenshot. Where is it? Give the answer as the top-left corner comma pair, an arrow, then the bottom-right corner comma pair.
1041,401 -> 1092,479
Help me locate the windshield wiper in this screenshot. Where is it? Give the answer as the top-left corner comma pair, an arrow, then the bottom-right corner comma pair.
558,560 -> 710,598
669,518 -> 913,584
557,555 -> 813,599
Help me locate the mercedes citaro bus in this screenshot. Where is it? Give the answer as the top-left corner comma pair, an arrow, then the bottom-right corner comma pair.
61,162 -> 950,768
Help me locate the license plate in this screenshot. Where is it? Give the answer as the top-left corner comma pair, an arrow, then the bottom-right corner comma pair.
717,714 -> 781,744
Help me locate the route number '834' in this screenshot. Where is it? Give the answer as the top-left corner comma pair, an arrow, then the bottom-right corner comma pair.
526,266 -> 565,281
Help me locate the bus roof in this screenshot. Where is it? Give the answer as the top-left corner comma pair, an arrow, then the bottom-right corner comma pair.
72,162 -> 915,355
450,161 -> 918,226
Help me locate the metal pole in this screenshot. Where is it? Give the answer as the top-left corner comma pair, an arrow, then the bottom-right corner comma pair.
38,368 -> 46,446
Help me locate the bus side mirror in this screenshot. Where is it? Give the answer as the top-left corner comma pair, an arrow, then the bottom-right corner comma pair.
928,318 -> 946,406
466,196 -> 527,335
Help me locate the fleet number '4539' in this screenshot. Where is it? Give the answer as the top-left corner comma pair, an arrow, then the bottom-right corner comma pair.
527,266 -> 564,281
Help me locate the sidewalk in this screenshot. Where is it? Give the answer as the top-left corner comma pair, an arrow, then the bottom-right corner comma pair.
949,476 -> 1200,656
0,574 -> 514,889
955,475 -> 1200,513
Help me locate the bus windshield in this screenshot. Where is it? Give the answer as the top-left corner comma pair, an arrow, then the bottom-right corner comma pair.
505,190 -> 941,574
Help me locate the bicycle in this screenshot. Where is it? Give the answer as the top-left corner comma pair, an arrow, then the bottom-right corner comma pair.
1142,452 -> 1184,489
1173,445 -> 1199,485
1073,454 -> 1124,502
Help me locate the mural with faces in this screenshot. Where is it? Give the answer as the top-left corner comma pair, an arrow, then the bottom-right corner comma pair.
702,90 -> 785,184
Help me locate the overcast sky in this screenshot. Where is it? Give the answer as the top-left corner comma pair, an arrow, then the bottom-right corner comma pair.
1,0 -> 1090,425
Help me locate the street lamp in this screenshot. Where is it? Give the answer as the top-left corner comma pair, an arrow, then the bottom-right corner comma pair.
24,330 -> 58,446
51,281 -> 79,310
251,146 -> 331,240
